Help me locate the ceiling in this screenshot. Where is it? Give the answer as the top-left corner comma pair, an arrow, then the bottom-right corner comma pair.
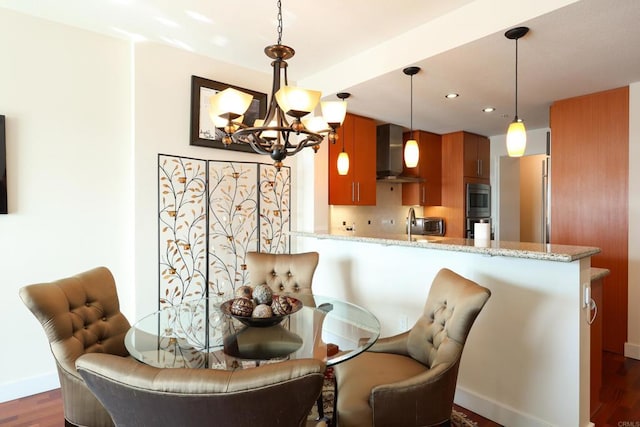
2,0 -> 640,137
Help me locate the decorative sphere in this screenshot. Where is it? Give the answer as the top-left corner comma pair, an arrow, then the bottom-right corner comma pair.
252,304 -> 273,318
230,297 -> 254,317
253,284 -> 273,305
235,285 -> 253,300
271,295 -> 293,316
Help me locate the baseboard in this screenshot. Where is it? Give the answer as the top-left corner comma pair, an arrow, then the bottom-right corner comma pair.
0,372 -> 59,403
455,386 -> 555,427
624,342 -> 640,360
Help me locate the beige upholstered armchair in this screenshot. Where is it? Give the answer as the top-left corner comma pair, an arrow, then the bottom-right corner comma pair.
19,267 -> 131,427
334,268 -> 491,427
246,251 -> 319,305
76,353 -> 327,427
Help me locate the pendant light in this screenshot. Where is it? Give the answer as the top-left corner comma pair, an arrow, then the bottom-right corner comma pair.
403,66 -> 420,168
335,92 -> 350,175
505,26 -> 529,157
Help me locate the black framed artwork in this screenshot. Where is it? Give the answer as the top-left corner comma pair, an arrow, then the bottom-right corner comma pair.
0,115 -> 6,214
189,75 -> 267,152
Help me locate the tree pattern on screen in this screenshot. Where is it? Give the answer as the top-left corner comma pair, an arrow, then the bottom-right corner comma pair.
158,155 -> 290,308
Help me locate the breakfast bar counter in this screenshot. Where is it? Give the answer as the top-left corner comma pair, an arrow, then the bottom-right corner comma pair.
289,230 -> 600,262
291,229 -> 599,427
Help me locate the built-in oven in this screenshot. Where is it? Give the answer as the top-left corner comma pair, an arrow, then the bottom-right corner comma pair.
466,183 -> 491,219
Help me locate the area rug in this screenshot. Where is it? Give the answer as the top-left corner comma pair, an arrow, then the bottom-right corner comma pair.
308,368 -> 478,426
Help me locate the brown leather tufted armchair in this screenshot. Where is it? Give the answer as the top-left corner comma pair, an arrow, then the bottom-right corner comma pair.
246,251 -> 319,304
76,353 -> 327,427
333,268 -> 491,427
19,266 -> 131,427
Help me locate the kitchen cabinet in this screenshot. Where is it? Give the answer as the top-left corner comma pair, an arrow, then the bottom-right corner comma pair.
426,131 -> 489,238
401,130 -> 442,206
328,113 -> 376,205
463,132 -> 490,179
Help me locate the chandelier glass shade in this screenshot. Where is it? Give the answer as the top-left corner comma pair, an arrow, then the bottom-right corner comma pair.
208,1 -> 347,170
505,26 -> 529,157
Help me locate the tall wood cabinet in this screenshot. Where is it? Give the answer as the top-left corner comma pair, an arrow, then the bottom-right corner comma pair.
550,86 -> 629,354
433,131 -> 490,238
401,130 -> 442,206
328,113 -> 376,205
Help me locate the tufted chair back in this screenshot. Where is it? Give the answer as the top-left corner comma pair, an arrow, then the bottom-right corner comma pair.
246,251 -> 319,297
334,268 -> 491,427
406,268 -> 491,369
19,266 -> 131,427
77,353 -> 327,427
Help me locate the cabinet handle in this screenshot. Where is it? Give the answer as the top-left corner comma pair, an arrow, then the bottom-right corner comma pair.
422,186 -> 425,204
351,182 -> 355,202
357,182 -> 361,202
477,159 -> 482,177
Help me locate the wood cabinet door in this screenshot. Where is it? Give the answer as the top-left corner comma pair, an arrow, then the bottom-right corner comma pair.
402,131 -> 442,206
353,115 -> 376,205
463,132 -> 480,178
477,135 -> 490,180
328,114 -> 355,205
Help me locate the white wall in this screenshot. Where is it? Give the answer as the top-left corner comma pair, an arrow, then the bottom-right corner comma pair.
0,10 -> 300,402
131,42 -> 276,319
0,9 -> 133,401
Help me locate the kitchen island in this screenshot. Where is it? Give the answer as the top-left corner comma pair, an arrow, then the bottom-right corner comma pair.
290,230 -> 600,427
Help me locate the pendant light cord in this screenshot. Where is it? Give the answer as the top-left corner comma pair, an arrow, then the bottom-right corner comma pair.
514,37 -> 519,119
410,73 -> 414,139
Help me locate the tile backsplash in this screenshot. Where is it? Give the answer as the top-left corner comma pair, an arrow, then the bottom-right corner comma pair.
329,183 -> 419,234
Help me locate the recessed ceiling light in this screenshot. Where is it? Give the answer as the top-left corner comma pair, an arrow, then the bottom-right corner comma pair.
482,107 -> 496,113
445,93 -> 459,99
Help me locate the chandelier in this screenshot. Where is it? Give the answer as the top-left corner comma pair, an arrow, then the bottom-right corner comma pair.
209,0 -> 348,170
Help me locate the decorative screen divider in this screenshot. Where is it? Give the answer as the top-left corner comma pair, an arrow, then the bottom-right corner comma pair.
159,154 -> 290,309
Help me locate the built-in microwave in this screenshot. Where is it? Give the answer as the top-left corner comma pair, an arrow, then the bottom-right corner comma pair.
466,183 -> 491,219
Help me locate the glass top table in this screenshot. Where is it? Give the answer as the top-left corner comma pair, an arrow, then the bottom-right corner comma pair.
125,294 -> 380,370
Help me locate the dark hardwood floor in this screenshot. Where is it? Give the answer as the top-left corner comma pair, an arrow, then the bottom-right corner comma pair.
1,351 -> 637,426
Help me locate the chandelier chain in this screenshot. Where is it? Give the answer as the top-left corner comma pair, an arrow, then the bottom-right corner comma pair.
276,0 -> 283,45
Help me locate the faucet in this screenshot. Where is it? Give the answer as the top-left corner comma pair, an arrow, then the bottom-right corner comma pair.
407,207 -> 416,241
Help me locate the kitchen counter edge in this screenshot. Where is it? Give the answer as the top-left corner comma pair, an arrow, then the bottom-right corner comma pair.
289,231 -> 601,262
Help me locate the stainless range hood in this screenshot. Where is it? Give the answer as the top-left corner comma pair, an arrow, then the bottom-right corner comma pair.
376,124 -> 424,183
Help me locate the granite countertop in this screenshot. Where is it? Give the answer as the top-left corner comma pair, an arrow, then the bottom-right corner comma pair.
289,230 -> 601,262
591,267 -> 610,281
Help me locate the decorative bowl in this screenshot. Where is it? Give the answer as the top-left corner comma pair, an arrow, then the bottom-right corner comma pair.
220,296 -> 303,327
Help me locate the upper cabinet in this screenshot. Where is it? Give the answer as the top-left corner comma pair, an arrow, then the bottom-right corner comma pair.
437,131 -> 490,237
463,132 -> 490,180
401,130 -> 442,206
328,113 -> 376,205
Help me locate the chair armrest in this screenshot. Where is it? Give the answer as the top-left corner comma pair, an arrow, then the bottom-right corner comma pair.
367,331 -> 410,355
